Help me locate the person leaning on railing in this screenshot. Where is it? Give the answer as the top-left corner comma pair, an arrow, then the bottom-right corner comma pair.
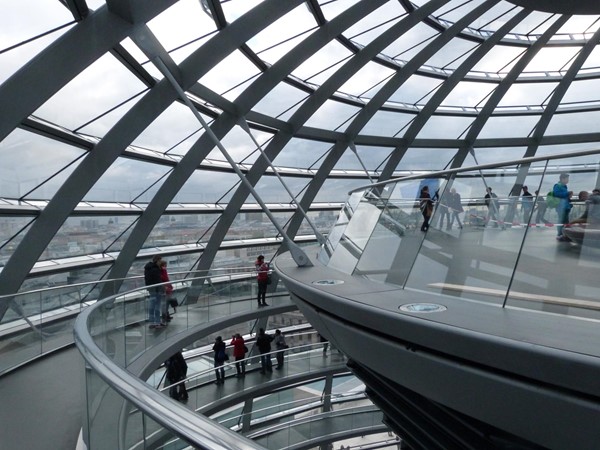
144,255 -> 166,329
273,329 -> 288,370
230,333 -> 247,378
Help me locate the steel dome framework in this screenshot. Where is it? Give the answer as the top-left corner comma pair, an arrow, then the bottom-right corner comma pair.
2,0 -> 600,309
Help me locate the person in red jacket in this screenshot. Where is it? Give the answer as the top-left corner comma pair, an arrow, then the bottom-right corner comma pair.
255,255 -> 269,307
160,260 -> 174,322
230,333 -> 247,377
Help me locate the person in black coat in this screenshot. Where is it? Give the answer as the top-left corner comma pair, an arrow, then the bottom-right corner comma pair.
419,186 -> 434,232
256,328 -> 273,374
448,188 -> 464,229
212,336 -> 227,385
164,351 -> 188,401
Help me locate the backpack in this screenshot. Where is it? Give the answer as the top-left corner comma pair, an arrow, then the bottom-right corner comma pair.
546,190 -> 560,209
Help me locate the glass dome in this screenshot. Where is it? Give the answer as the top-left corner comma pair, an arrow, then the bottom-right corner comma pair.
1,0 -> 600,300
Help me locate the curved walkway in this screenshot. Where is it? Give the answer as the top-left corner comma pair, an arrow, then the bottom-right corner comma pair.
0,346 -> 84,450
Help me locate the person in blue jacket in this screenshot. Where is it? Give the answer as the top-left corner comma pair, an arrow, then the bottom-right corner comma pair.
553,173 -> 573,241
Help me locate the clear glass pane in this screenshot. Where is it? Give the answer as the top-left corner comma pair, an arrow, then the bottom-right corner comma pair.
84,158 -> 171,203
0,129 -> 84,199
34,53 -> 147,132
0,1 -> 73,84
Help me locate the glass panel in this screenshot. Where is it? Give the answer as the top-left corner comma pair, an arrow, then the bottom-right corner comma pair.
382,23 -> 437,62
499,82 -> 557,108
332,144 -> 392,171
477,115 -> 539,139
471,45 -> 523,73
247,3 -> 316,65
404,168 -> 527,304
581,44 -> 600,71
224,211 -> 293,241
275,137 -> 331,169
131,101 -> 204,154
546,110 -> 600,136
0,1 -> 73,85
0,291 -> 42,372
176,170 -> 240,204
442,81 -> 495,108
338,61 -> 395,99
19,265 -> 119,295
253,176 -> 309,203
43,215 -> 139,258
314,178 -> 371,203
320,0 -> 361,21
561,78 -> 600,107
396,147 -> 458,171
415,115 -> 475,140
84,157 -> 171,203
0,129 -> 84,199
291,41 -> 353,85
470,146 -> 527,165
199,50 -> 262,100
144,213 -> 218,248
85,367 -> 121,449
146,0 -> 215,54
353,186 -> 405,284
207,125 -> 274,164
0,216 -> 34,266
221,0 -> 265,22
524,47 -> 579,73
388,74 -> 441,104
360,110 -> 415,137
424,40 -> 478,71
34,53 -> 147,132
321,191 -> 363,262
507,156 -> 600,320
77,91 -> 147,139
303,99 -> 361,131
344,1 -> 403,45
361,179 -> 435,286
327,192 -> 384,275
253,82 -> 309,120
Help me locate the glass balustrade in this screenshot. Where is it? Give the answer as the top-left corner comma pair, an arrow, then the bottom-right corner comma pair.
76,272 -> 309,450
320,153 -> 600,320
0,267 -> 265,374
154,343 -> 347,410
75,276 -> 370,450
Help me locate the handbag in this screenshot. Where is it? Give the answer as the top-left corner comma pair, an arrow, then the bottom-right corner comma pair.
243,345 -> 249,353
267,273 -> 272,285
217,349 -> 229,361
168,298 -> 178,308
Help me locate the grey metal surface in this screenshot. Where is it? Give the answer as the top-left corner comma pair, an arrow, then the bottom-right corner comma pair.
275,245 -> 600,450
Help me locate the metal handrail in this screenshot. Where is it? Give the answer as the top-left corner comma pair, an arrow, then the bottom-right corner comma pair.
0,266 -> 258,301
349,147 -> 600,194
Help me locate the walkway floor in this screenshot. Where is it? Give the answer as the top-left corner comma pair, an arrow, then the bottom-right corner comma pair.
0,346 -> 84,450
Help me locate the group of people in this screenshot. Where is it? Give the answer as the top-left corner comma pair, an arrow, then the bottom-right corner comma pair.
211,328 -> 289,385
255,328 -> 288,374
144,252 -> 272,330
552,173 -> 600,241
485,185 -> 548,228
144,255 -> 176,329
418,173 -> 600,236
418,185 -> 464,232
